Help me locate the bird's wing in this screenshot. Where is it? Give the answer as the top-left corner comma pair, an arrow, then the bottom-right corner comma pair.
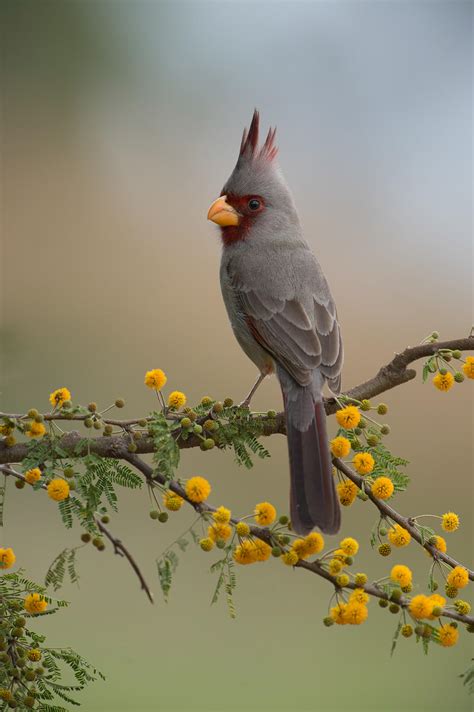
228,249 -> 343,389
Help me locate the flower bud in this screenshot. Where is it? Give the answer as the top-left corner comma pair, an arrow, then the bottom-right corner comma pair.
115,399 -> 125,408
158,512 -> 169,523
360,399 -> 371,411
223,398 -> 234,408
87,402 -> 97,412
454,372 -> 464,383
380,425 -> 390,435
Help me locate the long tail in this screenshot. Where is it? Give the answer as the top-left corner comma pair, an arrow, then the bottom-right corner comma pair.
279,367 -> 340,536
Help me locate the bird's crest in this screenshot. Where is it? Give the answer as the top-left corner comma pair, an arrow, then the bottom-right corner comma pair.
239,110 -> 278,163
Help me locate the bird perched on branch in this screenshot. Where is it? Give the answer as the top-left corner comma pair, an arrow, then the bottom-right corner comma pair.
207,111 -> 343,535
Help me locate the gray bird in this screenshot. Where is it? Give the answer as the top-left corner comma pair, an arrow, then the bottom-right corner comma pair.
207,110 -> 343,535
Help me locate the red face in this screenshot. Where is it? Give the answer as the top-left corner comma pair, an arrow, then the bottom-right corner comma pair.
218,193 -> 266,245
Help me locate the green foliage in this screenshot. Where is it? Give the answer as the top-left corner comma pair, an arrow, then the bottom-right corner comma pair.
45,549 -> 80,592
211,407 -> 270,468
149,412 -> 180,482
210,550 -> 237,618
460,659 -> 474,694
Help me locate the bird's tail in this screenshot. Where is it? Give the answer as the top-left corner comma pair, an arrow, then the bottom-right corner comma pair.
279,367 -> 340,536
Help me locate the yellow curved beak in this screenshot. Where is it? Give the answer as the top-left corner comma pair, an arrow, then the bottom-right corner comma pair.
207,195 -> 240,227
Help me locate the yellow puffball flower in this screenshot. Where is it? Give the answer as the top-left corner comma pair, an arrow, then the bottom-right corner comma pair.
335,406 -> 361,430
292,538 -> 310,560
236,521 -> 250,537
433,371 -> 454,391
25,468 -> 42,485
330,436 -> 351,458
167,391 -> 186,410
0,548 -> 16,570
213,506 -> 231,524
430,535 -> 447,554
388,524 -> 411,547
144,368 -> 167,391
446,566 -> 469,590
462,356 -> 474,379
454,600 -> 471,615
390,564 -> 412,588
233,539 -> 258,565
162,490 -> 184,511
409,594 -> 434,619
27,421 -> 46,439
208,523 -> 232,542
254,501 -> 276,526
333,548 -> 348,563
340,537 -> 359,556
441,512 -> 460,532
24,593 -> 47,614
427,594 -> 446,620
330,602 -> 348,625
352,452 -> 375,475
281,550 -> 299,566
185,476 -> 211,503
438,623 -> 459,647
349,588 -> 370,605
199,537 -> 214,552
47,478 -> 70,502
49,387 -> 71,408
27,649 -> 42,662
337,480 -> 358,506
329,558 -> 343,574
254,539 -> 272,562
304,532 -> 324,555
371,477 -> 394,500
344,602 -> 368,625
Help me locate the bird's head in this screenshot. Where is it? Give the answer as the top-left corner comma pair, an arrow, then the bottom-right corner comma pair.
207,110 -> 299,246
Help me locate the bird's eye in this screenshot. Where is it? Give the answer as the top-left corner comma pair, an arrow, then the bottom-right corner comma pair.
248,199 -> 261,211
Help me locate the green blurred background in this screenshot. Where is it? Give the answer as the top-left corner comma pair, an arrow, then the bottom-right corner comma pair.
1,1 -> 472,710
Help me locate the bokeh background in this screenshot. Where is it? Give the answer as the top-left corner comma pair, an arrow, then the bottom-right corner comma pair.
1,1 -> 472,710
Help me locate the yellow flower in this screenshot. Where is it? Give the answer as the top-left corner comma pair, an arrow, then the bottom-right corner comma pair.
208,523 -> 232,542
340,537 -> 359,556
281,550 -> 299,566
330,602 -> 348,625
409,594 -> 434,619
354,573 -> 368,586
233,539 -> 258,565
446,566 -> 469,590
213,506 -> 231,523
292,538 -> 310,560
47,478 -> 70,502
167,391 -> 186,409
390,564 -> 412,588
433,371 -> 454,391
162,490 -> 184,511
185,476 -> 211,503
333,548 -> 348,563
0,548 -> 16,570
427,594 -> 446,620
27,649 -> 42,662
329,558 -> 343,574
344,602 -> 368,625
337,480 -> 358,506
144,368 -> 167,391
49,387 -> 71,408
441,512 -> 459,532
371,477 -> 394,500
454,600 -> 471,615
352,452 -> 375,475
438,623 -> 459,647
430,535 -> 447,554
349,588 -> 370,605
199,537 -> 214,551
236,521 -> 250,536
335,406 -> 361,430
388,524 -> 411,547
254,539 -> 272,562
330,436 -> 351,458
24,593 -> 47,614
462,356 -> 474,379
304,532 -> 324,555
25,468 -> 42,485
27,421 -> 46,439
254,501 -> 276,526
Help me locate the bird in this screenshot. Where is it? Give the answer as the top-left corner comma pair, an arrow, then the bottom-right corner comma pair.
207,110 -> 343,535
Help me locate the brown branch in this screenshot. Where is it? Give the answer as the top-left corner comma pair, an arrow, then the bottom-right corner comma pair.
334,458 -> 474,580
0,464 -> 153,603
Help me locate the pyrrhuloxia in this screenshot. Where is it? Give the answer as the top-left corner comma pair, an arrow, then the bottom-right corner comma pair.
207,111 -> 343,535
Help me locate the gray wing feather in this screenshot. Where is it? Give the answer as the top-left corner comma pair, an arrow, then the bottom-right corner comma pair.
229,249 -> 343,390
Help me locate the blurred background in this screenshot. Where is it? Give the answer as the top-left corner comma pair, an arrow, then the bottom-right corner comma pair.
0,1 -> 472,710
